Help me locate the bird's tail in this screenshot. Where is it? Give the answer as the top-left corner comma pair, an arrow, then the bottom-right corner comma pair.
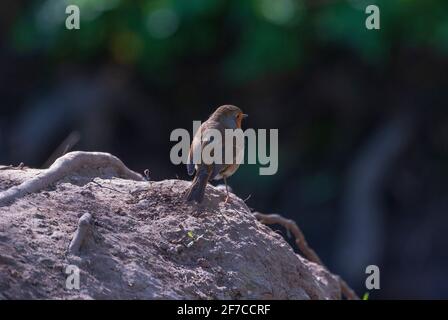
186,173 -> 208,203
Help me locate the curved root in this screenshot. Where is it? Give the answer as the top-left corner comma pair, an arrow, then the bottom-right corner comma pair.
0,151 -> 144,207
254,212 -> 359,300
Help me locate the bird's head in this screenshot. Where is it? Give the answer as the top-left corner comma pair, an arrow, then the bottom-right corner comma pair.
211,105 -> 248,128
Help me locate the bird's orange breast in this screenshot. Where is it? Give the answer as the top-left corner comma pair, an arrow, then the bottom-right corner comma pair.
236,113 -> 244,128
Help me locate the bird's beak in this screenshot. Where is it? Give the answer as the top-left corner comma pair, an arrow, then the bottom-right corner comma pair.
242,114 -> 248,119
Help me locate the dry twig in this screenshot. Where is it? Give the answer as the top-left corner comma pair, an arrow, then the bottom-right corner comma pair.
43,131 -> 81,168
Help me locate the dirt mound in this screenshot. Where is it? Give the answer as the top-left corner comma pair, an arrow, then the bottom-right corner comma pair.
0,152 -> 340,299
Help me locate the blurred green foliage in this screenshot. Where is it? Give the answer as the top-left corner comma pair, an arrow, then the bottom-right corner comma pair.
10,0 -> 448,83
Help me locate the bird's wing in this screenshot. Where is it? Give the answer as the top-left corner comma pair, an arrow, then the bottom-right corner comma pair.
186,128 -> 202,176
207,123 -> 226,180
189,121 -> 227,180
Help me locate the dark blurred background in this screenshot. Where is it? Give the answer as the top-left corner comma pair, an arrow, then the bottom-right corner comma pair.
1,0 -> 448,299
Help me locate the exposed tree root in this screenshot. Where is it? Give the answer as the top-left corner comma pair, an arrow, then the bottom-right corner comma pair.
0,163 -> 25,171
0,151 -> 144,207
254,212 -> 359,300
68,213 -> 93,256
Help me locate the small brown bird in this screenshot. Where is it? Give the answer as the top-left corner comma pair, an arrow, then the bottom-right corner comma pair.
186,105 -> 248,203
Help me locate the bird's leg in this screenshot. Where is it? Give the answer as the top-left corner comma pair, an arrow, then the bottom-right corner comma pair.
223,177 -> 230,203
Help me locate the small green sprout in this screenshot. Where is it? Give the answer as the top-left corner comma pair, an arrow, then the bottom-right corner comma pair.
362,292 -> 369,300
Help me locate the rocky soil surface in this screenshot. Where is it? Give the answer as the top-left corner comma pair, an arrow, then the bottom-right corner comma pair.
0,154 -> 340,299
